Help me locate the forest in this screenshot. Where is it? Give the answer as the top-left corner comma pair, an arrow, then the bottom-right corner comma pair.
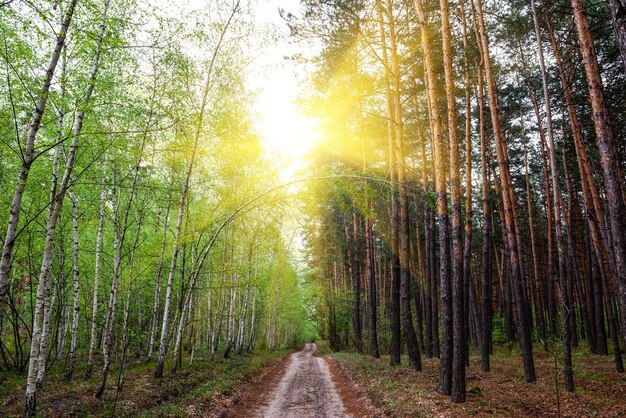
0,0 -> 625,416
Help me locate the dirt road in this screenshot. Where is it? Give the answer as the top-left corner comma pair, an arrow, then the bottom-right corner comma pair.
221,343 -> 378,418
259,343 -> 347,417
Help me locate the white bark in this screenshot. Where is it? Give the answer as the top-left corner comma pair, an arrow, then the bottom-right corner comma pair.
237,276 -> 251,353
117,209 -> 143,392
96,174 -> 122,398
147,182 -> 173,359
0,0 -> 78,313
205,277 -> 212,349
65,187 -> 80,380
247,285 -> 258,352
25,0 -> 109,410
97,139 -> 147,397
86,150 -> 108,378
155,3 -> 241,375
34,269 -> 54,388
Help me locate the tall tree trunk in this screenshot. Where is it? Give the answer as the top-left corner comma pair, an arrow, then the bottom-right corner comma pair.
438,0 -> 465,401
522,116 -> 546,347
155,4 -> 240,376
386,0 -> 420,371
86,151 -> 108,378
520,58 -> 558,338
0,0 -> 78,312
607,0 -> 626,75
116,208 -> 144,393
414,0 -> 446,388
148,180 -> 173,360
352,212 -> 363,353
25,2 -> 109,410
97,135 -> 146,398
572,0 -> 626,354
64,187 -> 80,381
474,0 -> 536,382
366,183 -> 380,358
461,0 -> 476,363
414,0 -> 451,390
530,0 -> 574,391
476,44 -> 492,371
418,125 -> 434,358
377,0 -> 401,367
470,0 -> 492,370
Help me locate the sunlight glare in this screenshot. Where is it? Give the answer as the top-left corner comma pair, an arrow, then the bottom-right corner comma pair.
256,74 -> 318,163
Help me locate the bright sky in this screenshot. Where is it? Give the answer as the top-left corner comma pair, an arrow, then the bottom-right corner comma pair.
248,0 -> 319,178
146,0 -> 318,179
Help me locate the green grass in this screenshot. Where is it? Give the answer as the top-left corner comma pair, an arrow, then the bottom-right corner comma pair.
0,349 -> 291,417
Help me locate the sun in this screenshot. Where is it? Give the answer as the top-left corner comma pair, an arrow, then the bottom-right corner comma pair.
255,74 -> 318,164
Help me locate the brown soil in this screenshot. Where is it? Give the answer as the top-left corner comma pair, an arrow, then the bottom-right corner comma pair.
325,355 -> 385,417
214,343 -> 383,418
210,352 -> 293,417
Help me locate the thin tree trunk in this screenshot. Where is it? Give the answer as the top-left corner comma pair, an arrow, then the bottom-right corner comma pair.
474,0 -> 536,383
461,0 -> 476,363
572,0 -> 626,354
414,0 -> 451,390
418,125 -> 433,358
377,0 -> 401,367
475,27 -> 492,370
522,116 -> 546,347
64,188 -> 80,381
386,0 -> 420,371
155,4 -> 240,376
86,151 -> 108,378
438,0 -> 465,401
0,0 -> 78,312
530,0 -> 574,390
97,134 -> 146,398
147,180 -> 173,360
247,285 -> 258,352
116,208 -> 144,393
25,2 -> 109,410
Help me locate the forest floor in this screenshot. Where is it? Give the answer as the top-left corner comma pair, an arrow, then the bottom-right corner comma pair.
0,349 -> 290,417
331,343 -> 626,417
2,343 -> 625,417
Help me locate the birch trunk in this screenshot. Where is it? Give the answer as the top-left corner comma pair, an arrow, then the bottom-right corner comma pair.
64,187 -> 80,381
96,137 -> 146,398
155,2 -> 240,377
247,285 -> 258,352
86,151 -> 108,378
0,0 -> 78,311
116,209 -> 144,393
25,2 -> 109,410
147,181 -> 173,360
95,174 -> 121,399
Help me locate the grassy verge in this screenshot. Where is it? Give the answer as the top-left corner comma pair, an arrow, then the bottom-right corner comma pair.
0,349 -> 290,417
331,345 -> 626,417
